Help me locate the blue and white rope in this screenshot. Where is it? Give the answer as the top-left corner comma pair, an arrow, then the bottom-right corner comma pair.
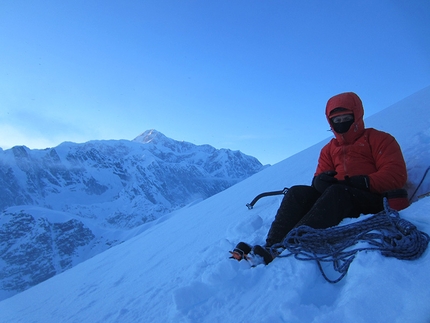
273,199 -> 430,283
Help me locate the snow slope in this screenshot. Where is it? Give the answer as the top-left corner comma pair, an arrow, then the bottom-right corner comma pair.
1,86 -> 430,323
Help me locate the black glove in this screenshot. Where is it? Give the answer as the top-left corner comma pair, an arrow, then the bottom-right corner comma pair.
344,175 -> 370,191
312,171 -> 338,194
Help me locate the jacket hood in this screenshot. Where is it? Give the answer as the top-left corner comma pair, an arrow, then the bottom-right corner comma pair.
326,92 -> 365,144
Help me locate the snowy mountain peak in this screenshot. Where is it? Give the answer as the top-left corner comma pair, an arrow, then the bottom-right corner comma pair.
133,129 -> 167,144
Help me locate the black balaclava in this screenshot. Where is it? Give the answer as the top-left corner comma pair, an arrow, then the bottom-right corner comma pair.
331,116 -> 355,134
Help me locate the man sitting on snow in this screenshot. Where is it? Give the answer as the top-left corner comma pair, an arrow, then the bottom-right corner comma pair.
231,92 -> 408,264
264,92 -> 408,251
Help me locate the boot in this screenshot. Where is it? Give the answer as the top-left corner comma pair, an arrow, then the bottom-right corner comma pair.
252,245 -> 276,265
229,242 -> 252,261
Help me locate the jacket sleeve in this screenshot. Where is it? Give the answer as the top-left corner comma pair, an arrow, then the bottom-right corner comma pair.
314,141 -> 336,177
367,130 -> 407,193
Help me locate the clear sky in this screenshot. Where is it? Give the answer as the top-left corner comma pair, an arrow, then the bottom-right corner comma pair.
1,1 -> 429,165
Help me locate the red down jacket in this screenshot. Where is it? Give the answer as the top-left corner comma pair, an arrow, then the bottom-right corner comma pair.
314,92 -> 407,194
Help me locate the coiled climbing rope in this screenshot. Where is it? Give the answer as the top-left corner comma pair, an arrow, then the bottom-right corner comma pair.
274,199 -> 430,283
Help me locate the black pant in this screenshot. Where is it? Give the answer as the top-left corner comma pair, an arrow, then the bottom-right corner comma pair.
265,184 -> 384,247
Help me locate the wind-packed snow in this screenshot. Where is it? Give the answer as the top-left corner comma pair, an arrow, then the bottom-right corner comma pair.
1,86 -> 430,323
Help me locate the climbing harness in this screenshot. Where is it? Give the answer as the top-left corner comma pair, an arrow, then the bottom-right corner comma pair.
271,199 -> 429,283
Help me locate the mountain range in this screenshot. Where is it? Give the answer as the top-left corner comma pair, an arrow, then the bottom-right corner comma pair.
0,129 -> 265,300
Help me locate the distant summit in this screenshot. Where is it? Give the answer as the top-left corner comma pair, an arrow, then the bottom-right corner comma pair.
133,129 -> 168,144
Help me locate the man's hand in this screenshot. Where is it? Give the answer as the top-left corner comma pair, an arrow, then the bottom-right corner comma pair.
344,175 -> 370,191
312,171 -> 338,194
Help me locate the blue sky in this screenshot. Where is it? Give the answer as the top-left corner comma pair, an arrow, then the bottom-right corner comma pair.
1,1 -> 429,165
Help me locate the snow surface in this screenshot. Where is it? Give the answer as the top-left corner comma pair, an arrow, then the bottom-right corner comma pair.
1,86 -> 430,322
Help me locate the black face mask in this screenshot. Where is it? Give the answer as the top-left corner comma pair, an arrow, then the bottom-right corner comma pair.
331,119 -> 354,134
